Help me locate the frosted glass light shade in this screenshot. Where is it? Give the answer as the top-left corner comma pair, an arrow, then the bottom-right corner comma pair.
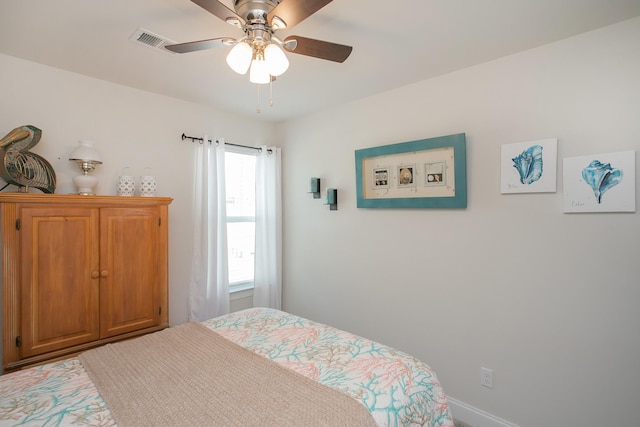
226,42 -> 252,75
69,140 -> 102,163
249,58 -> 270,84
264,43 -> 289,76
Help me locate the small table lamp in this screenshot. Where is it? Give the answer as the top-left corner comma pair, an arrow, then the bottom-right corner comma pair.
69,140 -> 102,195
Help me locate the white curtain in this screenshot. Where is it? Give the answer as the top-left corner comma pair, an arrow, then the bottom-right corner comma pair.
253,146 -> 282,309
189,136 -> 230,321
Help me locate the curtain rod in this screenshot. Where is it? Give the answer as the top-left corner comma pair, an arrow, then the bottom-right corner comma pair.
181,133 -> 271,153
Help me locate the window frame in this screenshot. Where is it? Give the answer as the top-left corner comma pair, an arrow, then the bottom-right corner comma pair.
224,145 -> 258,294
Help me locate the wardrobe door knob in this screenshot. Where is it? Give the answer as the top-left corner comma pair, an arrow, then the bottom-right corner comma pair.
101,270 -> 109,278
91,271 -> 99,279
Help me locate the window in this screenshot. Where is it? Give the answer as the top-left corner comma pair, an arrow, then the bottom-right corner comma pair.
225,149 -> 256,292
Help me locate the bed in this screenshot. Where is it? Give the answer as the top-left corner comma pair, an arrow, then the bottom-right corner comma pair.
0,307 -> 454,426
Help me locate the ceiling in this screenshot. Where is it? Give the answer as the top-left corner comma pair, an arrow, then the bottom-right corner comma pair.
2,1 -> 640,122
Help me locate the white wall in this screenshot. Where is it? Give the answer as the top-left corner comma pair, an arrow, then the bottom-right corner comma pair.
0,53 -> 276,327
277,17 -> 640,427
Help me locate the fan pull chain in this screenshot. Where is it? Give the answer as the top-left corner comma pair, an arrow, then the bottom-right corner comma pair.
256,84 -> 261,114
255,79 -> 275,113
269,78 -> 274,107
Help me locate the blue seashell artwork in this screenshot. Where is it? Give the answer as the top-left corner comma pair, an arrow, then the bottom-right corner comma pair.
581,160 -> 623,203
512,145 -> 543,185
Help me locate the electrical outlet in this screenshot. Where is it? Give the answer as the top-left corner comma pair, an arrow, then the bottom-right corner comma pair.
480,367 -> 493,388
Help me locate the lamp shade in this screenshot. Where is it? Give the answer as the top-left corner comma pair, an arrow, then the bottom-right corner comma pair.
69,140 -> 102,163
226,42 -> 253,75
249,58 -> 270,84
264,43 -> 289,77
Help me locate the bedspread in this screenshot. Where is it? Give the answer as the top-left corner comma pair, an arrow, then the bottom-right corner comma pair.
0,307 -> 454,427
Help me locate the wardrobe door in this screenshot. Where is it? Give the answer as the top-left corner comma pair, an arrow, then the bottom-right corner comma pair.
20,206 -> 100,357
99,206 -> 165,338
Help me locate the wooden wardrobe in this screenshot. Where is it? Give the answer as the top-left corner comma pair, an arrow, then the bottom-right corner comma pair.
1,194 -> 172,373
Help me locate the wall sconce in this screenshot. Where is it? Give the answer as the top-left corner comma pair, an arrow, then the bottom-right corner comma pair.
69,140 -> 102,195
326,188 -> 338,211
308,177 -> 321,199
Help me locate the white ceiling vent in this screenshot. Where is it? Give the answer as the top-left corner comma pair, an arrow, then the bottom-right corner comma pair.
130,28 -> 177,54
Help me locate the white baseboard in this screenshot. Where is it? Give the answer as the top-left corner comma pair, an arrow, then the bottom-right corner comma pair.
448,397 -> 519,427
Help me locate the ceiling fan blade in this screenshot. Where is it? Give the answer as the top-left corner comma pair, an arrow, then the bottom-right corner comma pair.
191,0 -> 244,26
165,37 -> 235,54
268,0 -> 332,29
283,35 -> 352,63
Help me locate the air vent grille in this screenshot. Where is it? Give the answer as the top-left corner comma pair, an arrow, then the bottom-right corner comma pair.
130,28 -> 177,54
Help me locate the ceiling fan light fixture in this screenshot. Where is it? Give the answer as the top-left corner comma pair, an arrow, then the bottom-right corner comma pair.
264,43 -> 289,76
249,57 -> 270,84
226,41 -> 252,74
170,0 -> 353,88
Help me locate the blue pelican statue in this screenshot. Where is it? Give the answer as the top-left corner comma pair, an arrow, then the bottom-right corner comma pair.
0,125 -> 56,194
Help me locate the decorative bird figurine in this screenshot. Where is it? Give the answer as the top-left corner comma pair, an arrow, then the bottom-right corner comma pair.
0,125 -> 56,194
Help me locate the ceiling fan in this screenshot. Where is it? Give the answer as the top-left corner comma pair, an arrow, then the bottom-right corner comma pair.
165,0 -> 352,84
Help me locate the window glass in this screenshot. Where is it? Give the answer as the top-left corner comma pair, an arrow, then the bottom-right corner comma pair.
227,222 -> 255,284
225,151 -> 256,288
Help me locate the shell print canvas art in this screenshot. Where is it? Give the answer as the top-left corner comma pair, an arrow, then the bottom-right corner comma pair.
513,144 -> 544,185
563,150 -> 636,213
501,138 -> 558,193
581,160 -> 623,203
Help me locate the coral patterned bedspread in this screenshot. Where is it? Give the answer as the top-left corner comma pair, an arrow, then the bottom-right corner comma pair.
0,308 -> 454,427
